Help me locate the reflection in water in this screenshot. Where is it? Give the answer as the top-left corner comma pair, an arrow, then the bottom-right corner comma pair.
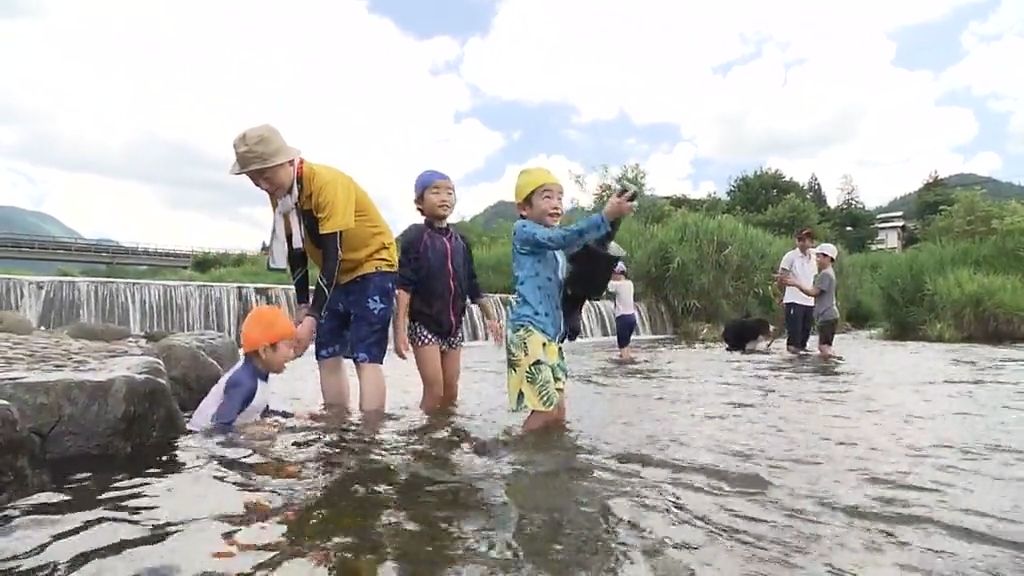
1,333 -> 1023,575
503,430 -> 624,575
276,416 -> 494,574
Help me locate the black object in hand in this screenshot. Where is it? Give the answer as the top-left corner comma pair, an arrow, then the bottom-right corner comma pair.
559,185 -> 634,343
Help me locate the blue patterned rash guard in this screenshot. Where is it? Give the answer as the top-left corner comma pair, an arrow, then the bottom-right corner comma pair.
507,213 -> 612,341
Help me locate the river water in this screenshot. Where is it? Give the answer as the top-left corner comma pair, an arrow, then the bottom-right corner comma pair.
1,332 -> 1022,575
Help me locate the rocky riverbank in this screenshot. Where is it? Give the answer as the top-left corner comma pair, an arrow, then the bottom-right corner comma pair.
0,311 -> 240,505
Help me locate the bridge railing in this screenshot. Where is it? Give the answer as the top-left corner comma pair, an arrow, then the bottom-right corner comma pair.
0,233 -> 261,259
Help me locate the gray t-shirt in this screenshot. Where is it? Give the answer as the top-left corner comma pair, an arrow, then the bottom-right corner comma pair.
813,267 -> 839,322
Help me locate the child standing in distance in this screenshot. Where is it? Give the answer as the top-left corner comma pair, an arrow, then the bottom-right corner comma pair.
188,305 -> 299,434
607,261 -> 637,362
394,170 -> 503,413
780,242 -> 841,360
506,167 -> 635,432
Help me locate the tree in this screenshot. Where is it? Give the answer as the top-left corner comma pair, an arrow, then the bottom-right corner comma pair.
745,195 -> 824,238
836,174 -> 865,211
571,162 -> 649,208
806,173 -> 829,210
830,208 -> 876,253
669,193 -> 728,215
830,174 -> 875,253
914,172 -> 956,222
725,167 -> 806,215
922,189 -> 1024,243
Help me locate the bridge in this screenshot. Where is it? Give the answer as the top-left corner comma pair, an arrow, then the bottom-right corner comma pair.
0,233 -> 256,268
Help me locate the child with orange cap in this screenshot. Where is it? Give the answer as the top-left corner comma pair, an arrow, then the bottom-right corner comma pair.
505,167 -> 634,432
187,305 -> 299,433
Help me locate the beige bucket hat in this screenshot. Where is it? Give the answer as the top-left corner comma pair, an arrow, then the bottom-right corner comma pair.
229,124 -> 301,175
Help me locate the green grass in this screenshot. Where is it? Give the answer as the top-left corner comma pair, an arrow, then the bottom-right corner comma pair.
871,237 -> 1024,342
616,211 -> 791,328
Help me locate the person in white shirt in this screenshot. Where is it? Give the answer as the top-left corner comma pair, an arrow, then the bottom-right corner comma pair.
776,228 -> 818,354
607,261 -> 637,361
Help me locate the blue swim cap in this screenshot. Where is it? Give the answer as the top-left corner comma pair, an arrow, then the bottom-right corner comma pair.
414,170 -> 452,199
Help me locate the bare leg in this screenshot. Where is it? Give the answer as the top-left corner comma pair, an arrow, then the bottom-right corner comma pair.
440,348 -> 462,408
354,363 -> 387,413
317,357 -> 350,411
412,344 -> 444,413
522,397 -> 567,432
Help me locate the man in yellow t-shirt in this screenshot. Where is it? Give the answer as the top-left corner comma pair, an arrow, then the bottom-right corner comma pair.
230,124 -> 398,416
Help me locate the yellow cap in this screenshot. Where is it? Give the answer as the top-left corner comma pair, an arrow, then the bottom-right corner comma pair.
514,167 -> 560,204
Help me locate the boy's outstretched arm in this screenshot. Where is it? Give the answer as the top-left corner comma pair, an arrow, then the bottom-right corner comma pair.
514,213 -> 612,253
793,284 -> 822,297
787,273 -> 829,297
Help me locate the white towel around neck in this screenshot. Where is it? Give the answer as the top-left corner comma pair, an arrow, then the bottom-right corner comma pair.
267,163 -> 304,271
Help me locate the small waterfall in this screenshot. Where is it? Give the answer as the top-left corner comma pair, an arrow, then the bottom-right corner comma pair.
0,275 -> 672,343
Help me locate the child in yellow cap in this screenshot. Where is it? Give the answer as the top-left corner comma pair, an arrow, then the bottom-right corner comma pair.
187,305 -> 299,433
506,167 -> 635,432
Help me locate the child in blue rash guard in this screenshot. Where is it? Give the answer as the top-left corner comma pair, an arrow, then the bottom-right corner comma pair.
187,305 -> 298,433
505,167 -> 635,432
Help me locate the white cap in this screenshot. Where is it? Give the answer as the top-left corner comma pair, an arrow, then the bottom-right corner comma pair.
815,243 -> 839,261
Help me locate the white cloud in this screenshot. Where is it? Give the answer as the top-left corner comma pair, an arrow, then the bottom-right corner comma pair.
452,143 -> 717,221
0,0 -> 506,249
766,149 -> 1004,208
451,154 -> 589,221
636,142 -> 701,197
0,158 -> 269,248
943,0 -> 1024,152
0,0 -> 1015,252
459,0 -> 1001,206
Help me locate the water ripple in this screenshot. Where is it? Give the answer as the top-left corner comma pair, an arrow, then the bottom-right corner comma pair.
0,333 -> 1021,574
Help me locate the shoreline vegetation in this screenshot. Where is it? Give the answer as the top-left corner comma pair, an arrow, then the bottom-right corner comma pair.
3,166 -> 1022,345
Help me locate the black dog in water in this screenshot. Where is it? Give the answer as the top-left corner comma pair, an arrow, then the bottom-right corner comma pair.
560,185 -> 639,343
722,317 -> 776,352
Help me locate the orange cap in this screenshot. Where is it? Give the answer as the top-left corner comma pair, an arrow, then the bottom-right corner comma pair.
240,305 -> 297,353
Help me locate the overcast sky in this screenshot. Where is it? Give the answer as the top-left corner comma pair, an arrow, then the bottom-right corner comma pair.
0,0 -> 1020,250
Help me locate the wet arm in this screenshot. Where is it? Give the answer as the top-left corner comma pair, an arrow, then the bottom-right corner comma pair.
795,273 -> 830,297
794,284 -> 822,297
514,213 -> 612,253
777,252 -> 794,276
210,373 -> 257,433
394,227 -> 419,330
288,249 -> 310,306
464,237 -> 495,322
307,232 -> 342,319
307,172 -> 357,319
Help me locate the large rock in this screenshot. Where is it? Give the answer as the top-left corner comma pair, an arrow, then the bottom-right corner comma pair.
151,331 -> 240,412
0,311 -> 34,336
0,356 -> 185,459
0,332 -> 185,460
61,321 -> 132,342
0,400 -> 46,505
